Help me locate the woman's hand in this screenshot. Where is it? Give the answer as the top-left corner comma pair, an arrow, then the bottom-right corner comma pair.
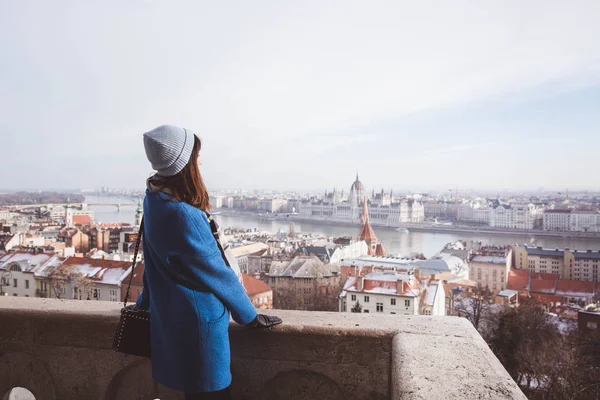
247,314 -> 282,328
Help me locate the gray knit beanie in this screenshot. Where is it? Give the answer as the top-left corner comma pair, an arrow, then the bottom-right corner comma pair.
143,125 -> 195,177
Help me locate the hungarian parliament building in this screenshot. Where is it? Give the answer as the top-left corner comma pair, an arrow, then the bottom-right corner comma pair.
298,175 -> 424,226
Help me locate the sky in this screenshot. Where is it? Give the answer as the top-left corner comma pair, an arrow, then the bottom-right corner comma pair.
1,1 -> 599,193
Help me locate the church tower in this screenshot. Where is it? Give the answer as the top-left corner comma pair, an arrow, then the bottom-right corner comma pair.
359,197 -> 386,256
135,197 -> 143,227
65,198 -> 74,228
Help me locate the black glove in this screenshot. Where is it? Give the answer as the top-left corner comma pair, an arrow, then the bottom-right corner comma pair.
247,314 -> 282,328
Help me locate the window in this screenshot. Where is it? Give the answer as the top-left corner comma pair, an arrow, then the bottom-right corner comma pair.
363,309 -> 369,313
376,303 -> 383,312
364,296 -> 370,303
351,294 -> 356,301
109,289 -> 118,302
13,279 -> 17,288
25,280 -> 29,289
391,298 -> 396,305
405,299 -> 410,307
270,277 -> 276,284
92,288 -> 100,299
390,312 -> 396,314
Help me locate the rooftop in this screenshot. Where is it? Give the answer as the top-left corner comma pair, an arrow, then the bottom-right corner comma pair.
470,255 -> 507,264
241,273 -> 272,296
269,255 -> 339,278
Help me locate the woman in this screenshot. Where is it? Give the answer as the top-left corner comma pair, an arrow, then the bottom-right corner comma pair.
136,125 -> 282,400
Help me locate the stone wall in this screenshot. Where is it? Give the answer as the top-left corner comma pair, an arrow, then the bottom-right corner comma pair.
0,297 -> 525,400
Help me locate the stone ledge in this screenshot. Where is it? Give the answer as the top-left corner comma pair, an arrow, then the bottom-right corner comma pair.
0,297 -> 526,400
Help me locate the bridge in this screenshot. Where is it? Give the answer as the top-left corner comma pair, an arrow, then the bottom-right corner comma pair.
3,202 -> 138,212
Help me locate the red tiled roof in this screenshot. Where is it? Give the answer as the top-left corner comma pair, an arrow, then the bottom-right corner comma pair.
555,279 -> 595,295
73,215 -> 92,226
364,279 -> 396,291
529,278 -> 555,294
511,269 -> 529,278
129,262 -> 145,286
62,256 -> 131,269
242,273 -> 271,296
507,269 -> 529,291
531,272 -> 560,280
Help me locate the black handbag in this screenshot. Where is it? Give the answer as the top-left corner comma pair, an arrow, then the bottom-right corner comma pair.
112,218 -> 151,358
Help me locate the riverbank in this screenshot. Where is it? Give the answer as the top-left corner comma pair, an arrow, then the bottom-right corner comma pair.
214,209 -> 600,240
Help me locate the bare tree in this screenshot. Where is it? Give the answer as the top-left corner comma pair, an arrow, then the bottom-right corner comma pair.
455,287 -> 492,331
73,273 -> 94,300
47,263 -> 79,299
46,264 -> 93,300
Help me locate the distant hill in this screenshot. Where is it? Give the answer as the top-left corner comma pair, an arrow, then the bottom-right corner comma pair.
0,192 -> 85,206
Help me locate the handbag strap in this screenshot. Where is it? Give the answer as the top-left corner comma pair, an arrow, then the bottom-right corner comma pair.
205,212 -> 231,267
123,217 -> 144,306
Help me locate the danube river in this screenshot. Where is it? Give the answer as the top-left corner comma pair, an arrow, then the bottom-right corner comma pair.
85,196 -> 600,258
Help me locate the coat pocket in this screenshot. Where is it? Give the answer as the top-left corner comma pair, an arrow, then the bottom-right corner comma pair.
192,290 -> 228,324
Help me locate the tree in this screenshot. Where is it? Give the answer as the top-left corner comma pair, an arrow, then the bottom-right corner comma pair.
46,264 -> 93,299
488,301 -> 563,396
73,273 -> 94,300
351,300 -> 362,313
455,287 -> 492,331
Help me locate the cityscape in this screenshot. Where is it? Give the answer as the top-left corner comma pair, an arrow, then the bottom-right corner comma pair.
2,1 -> 600,399
1,174 -> 599,398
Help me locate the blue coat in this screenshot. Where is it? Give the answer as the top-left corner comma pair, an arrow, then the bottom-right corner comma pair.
135,190 -> 257,393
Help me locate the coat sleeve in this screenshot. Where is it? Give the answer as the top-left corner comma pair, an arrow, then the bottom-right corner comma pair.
164,206 -> 257,325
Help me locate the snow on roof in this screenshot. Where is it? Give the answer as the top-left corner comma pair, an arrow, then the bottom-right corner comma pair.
497,289 -> 519,298
364,287 -> 397,294
344,256 -> 415,268
471,255 -> 507,264
339,276 -> 357,298
0,252 -> 52,272
231,242 -> 269,257
424,283 -> 439,306
364,271 -> 411,282
34,255 -> 65,276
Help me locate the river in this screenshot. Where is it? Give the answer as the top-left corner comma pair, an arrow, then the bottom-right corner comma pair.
85,196 -> 600,258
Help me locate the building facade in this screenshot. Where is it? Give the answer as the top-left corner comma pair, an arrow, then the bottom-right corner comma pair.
514,245 -> 600,282
268,256 -> 341,311
299,175 -> 424,226
543,210 -> 572,231
469,247 -> 513,292
338,271 -> 442,316
570,210 -> 600,232
490,204 -> 543,230
242,273 -> 273,309
0,251 -> 54,297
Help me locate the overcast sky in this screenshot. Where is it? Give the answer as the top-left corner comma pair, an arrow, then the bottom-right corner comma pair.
1,1 -> 599,193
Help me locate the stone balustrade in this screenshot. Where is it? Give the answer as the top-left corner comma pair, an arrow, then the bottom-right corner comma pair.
0,297 -> 525,399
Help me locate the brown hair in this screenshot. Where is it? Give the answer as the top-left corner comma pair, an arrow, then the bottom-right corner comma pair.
149,135 -> 211,211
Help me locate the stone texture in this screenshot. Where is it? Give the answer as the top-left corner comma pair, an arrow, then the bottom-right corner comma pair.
0,297 -> 526,400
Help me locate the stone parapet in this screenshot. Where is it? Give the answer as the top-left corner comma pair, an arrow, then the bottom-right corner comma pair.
0,297 -> 525,399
